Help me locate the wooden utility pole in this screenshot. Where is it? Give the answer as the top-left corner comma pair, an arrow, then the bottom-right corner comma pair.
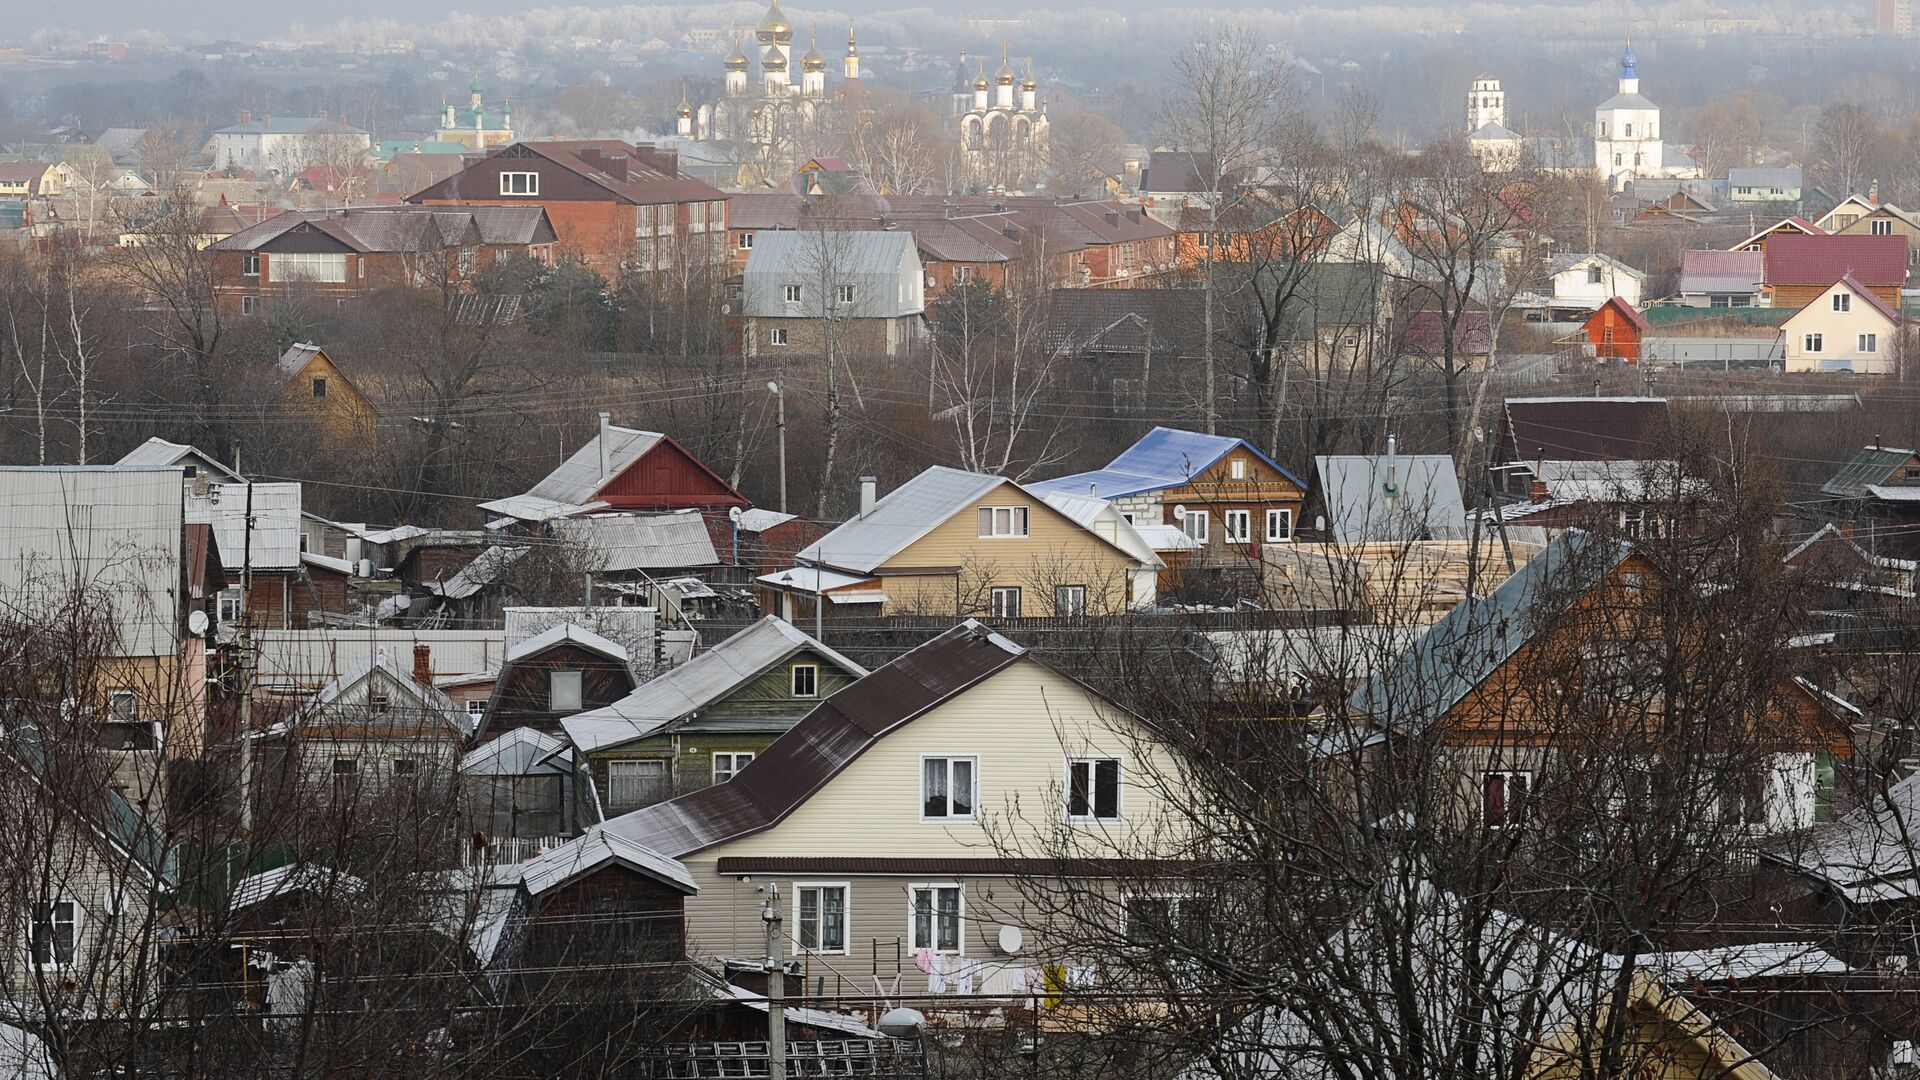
237,480 -> 256,838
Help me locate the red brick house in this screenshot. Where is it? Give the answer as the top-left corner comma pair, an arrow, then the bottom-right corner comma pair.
407,140 -> 728,281
208,204 -> 556,315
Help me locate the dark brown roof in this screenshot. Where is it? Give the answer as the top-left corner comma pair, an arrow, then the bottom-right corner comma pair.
411,140 -> 725,207
1501,396 -> 1671,464
1045,287 -> 1208,356
603,621 -> 1026,857
210,204 -> 555,253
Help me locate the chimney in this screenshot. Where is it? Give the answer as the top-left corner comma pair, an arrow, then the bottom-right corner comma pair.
601,154 -> 630,181
262,115 -> 272,128
1529,479 -> 1551,504
858,475 -> 878,518
1104,212 -> 1120,226
599,411 -> 613,479
412,644 -> 432,687
1869,179 -> 1881,205
236,110 -> 253,124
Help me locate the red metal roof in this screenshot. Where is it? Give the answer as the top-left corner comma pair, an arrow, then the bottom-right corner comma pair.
1585,295 -> 1651,334
1764,233 -> 1910,288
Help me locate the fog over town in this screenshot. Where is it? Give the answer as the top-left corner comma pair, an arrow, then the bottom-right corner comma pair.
3,0 -> 1920,1077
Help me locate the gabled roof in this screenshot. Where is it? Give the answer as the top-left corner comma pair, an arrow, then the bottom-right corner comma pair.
1770,766 -> 1920,903
519,826 -> 697,897
217,115 -> 367,136
1727,167 -> 1803,190
795,466 -> 1007,574
1727,217 -> 1824,253
562,617 -> 868,754
294,651 -> 473,738
276,342 -> 325,376
1763,233 -> 1909,288
1780,272 -> 1905,327
1584,295 -> 1651,334
1026,426 -> 1306,501
1548,252 -> 1644,280
115,437 -> 243,482
481,425 -> 743,519
550,512 -> 718,572
1405,310 -> 1494,355
461,726 -> 574,777
409,140 -> 723,206
1468,121 -> 1521,142
1346,530 -> 1630,733
1314,454 -> 1466,544
210,204 -> 555,254
1681,249 -> 1764,294
505,623 -> 629,665
1820,445 -> 1919,499
603,621 -> 1027,857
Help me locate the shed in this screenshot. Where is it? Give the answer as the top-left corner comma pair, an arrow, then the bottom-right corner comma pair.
1581,297 -> 1651,364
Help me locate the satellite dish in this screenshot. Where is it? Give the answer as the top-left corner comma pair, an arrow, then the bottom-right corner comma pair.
186,610 -> 210,636
996,925 -> 1024,955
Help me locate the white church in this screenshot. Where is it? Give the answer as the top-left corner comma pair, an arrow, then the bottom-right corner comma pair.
1466,44 -> 1702,189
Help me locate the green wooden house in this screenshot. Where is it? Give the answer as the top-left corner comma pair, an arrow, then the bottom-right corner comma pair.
562,617 -> 866,815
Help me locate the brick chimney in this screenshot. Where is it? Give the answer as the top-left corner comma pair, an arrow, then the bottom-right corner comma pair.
236,110 -> 253,124
412,643 -> 432,686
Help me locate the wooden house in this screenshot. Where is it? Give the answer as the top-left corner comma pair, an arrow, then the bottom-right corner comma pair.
1762,234 -> 1909,311
561,617 -> 866,814
275,343 -> 377,438
265,649 -> 472,802
1582,296 -> 1651,364
479,415 -> 748,525
475,624 -> 637,741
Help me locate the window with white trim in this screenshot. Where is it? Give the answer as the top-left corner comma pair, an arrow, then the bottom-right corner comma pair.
1223,510 -> 1251,543
270,252 -> 347,283
1804,333 -> 1824,353
1067,757 -> 1121,821
738,232 -> 754,249
1872,219 -> 1894,236
1860,333 -> 1878,353
922,757 -> 976,820
1229,458 -> 1245,479
466,699 -> 486,722
107,690 -> 137,722
1265,508 -> 1294,542
367,689 -> 391,716
712,752 -> 754,783
1833,292 -> 1852,313
608,759 -> 670,808
791,663 -> 819,697
1054,585 -> 1087,618
549,670 -> 583,712
1124,894 -> 1187,947
783,284 -> 802,303
331,757 -> 358,799
977,506 -> 1030,537
31,900 -> 77,968
1483,770 -> 1531,828
1181,510 -> 1209,542
243,253 -> 260,277
835,284 -> 856,304
989,586 -> 1021,619
499,171 -> 538,195
909,884 -> 963,952
241,295 -> 259,315
769,328 -> 789,346
795,883 -> 848,953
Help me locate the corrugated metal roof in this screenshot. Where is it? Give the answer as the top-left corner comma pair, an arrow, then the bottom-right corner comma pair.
551,512 -> 717,572
755,566 -> 878,595
1680,249 -> 1764,295
255,629 -> 509,691
1773,763 -> 1920,901
1642,943 -> 1846,982
1765,233 -> 1910,288
428,544 -> 527,599
603,621 -> 1025,857
1314,455 -> 1466,543
1028,426 -> 1306,500
297,652 -> 474,738
1346,531 -> 1629,732
796,466 -> 1006,574
1728,167 -> 1803,190
115,437 -> 242,481
523,425 -> 662,507
277,342 -> 324,376
562,617 -> 867,754
1821,446 -> 1915,498
737,508 -> 797,532
1038,492 -> 1163,568
187,481 -> 302,571
506,622 -> 630,665
518,826 -> 697,896
1503,397 -> 1669,463
461,726 -> 573,776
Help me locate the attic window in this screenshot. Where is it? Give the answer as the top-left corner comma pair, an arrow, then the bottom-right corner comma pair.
549,670 -> 583,712
1229,459 -> 1245,480
791,664 -> 819,698
1587,264 -> 1603,285
499,171 -> 538,196
1833,293 -> 1851,313
978,506 -> 1029,538
368,690 -> 391,715
312,377 -> 328,399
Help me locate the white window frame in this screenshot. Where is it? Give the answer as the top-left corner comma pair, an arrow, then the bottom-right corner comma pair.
989,586 -> 1021,619
241,295 -> 258,315
1871,219 -> 1894,236
367,689 -> 391,716
794,881 -> 850,954
466,699 -> 486,721
783,284 -> 803,304
499,171 -> 538,196
1181,510 -> 1209,542
769,328 -> 789,346
548,670 -> 583,712
712,751 -> 755,783
1123,892 -> 1189,948
920,755 -> 978,822
242,253 -> 260,277
1833,292 -> 1852,313
834,284 -> 856,305
1265,508 -> 1294,543
1483,770 -> 1531,828
270,252 -> 348,283
1223,510 -> 1251,543
1065,756 -> 1122,822
790,663 -> 819,698
977,505 -> 1030,538
908,882 -> 964,954
738,232 -> 754,249
1804,333 -> 1823,354
107,689 -> 138,722
30,899 -> 79,969
391,757 -> 417,777
1229,458 -> 1246,480
1054,584 -> 1087,618
1859,333 -> 1878,353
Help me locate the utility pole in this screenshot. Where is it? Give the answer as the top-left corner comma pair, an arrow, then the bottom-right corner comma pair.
237,480 -> 256,838
761,884 -> 787,1080
767,379 -> 788,514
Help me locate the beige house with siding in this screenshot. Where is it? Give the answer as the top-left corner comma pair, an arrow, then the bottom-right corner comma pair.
1780,273 -> 1909,375
603,621 -> 1181,1000
758,467 -> 1160,619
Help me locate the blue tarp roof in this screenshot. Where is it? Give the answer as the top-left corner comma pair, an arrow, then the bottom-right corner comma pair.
1027,427 -> 1306,500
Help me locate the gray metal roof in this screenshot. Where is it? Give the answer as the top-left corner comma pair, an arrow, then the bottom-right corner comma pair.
1821,446 -> 1916,499
1597,91 -> 1658,110
188,481 -> 302,571
796,466 -> 1007,574
505,622 -> 630,665
1346,531 -> 1629,732
526,425 -> 663,507
562,617 -> 867,754
1548,252 -> 1644,279
461,726 -> 574,777
277,342 -> 324,376
740,229 -> 924,319
603,621 -> 1026,857
115,437 -> 243,481
1773,766 -> 1920,903
296,651 -> 474,738
1728,167 -> 1802,190
518,826 -> 697,896
550,512 -> 717,572
1315,454 -> 1467,544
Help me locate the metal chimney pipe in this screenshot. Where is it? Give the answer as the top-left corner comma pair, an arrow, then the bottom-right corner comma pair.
859,476 -> 878,518
599,411 -> 612,479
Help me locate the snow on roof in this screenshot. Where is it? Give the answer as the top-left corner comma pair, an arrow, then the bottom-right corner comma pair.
518,826 -> 697,897
506,622 -> 630,665
1028,426 -> 1305,500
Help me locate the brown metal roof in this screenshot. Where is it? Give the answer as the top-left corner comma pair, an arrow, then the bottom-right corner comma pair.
602,621 -> 1026,858
1501,396 -> 1671,464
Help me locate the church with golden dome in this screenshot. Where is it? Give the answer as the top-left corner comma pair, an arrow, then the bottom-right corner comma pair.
954,44 -> 1049,192
680,0 -> 859,181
